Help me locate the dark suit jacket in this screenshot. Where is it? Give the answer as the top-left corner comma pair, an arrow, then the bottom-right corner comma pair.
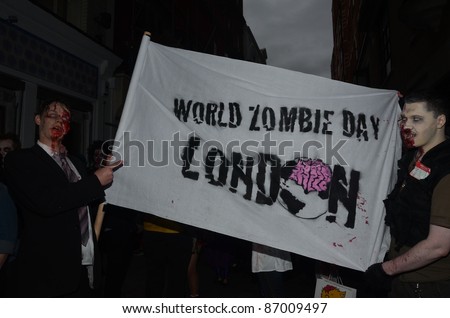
4,144 -> 105,297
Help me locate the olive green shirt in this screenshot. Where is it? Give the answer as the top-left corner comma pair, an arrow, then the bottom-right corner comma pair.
390,174 -> 450,282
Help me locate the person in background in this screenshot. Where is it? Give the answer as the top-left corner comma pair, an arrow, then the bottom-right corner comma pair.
0,132 -> 21,181
4,99 -> 121,297
188,236 -> 205,297
0,132 -> 21,163
203,232 -> 237,286
365,89 -> 450,297
251,243 -> 293,297
0,181 -> 18,296
87,140 -> 139,297
0,133 -> 21,295
142,213 -> 193,297
98,203 -> 138,297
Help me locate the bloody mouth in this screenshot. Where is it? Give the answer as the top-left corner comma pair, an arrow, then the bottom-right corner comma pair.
401,127 -> 415,148
51,126 -> 64,139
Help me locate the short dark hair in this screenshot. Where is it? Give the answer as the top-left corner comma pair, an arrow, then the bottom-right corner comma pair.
0,132 -> 22,150
403,89 -> 449,119
36,99 -> 71,116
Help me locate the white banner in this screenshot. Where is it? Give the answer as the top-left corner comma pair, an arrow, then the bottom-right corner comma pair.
106,34 -> 402,271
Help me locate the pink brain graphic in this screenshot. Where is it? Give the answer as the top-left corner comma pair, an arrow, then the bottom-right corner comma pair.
288,159 -> 332,193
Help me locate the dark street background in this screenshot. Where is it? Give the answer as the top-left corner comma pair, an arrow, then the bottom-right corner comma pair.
121,239 -> 319,298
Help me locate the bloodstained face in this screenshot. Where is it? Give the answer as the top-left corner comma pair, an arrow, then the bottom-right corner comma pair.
398,102 -> 445,153
35,102 -> 71,150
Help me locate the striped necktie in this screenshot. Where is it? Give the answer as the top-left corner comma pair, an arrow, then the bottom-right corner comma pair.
54,152 -> 89,246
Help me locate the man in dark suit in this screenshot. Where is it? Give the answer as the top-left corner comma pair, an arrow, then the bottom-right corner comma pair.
4,100 -> 121,297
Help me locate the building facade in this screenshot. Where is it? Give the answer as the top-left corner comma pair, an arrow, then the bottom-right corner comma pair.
331,0 -> 450,94
0,0 -> 265,159
111,0 -> 266,127
0,0 -> 121,157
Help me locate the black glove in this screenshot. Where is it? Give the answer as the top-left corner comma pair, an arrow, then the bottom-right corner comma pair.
364,263 -> 393,293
